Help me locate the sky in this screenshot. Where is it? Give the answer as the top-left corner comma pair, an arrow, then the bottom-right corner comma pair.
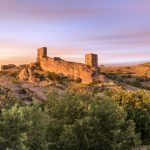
0,0 -> 150,65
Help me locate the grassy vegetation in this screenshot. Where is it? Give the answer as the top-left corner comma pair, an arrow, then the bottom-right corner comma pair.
103,71 -> 150,90
107,89 -> 150,145
0,87 -> 150,149
34,71 -> 74,85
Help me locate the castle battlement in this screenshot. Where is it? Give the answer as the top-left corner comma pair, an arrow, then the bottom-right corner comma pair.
37,47 -> 100,84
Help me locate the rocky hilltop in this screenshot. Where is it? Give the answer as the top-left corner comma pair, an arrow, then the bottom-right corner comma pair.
0,62 -> 113,103
0,48 -> 112,103
37,47 -> 100,84
1,47 -> 150,103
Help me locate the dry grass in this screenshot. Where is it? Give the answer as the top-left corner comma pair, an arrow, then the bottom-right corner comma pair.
101,63 -> 150,90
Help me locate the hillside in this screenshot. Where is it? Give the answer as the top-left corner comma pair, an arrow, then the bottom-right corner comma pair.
101,63 -> 150,90
1,47 -> 148,103
0,62 -> 150,103
0,63 -> 150,149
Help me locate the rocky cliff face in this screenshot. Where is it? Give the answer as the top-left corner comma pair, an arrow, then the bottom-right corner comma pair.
18,63 -> 39,83
39,57 -> 100,84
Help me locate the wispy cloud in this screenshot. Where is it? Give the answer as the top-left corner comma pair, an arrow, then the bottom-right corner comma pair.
81,29 -> 150,49
0,0 -> 150,64
0,0 -> 110,20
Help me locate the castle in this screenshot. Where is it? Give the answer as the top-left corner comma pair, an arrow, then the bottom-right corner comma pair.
37,47 -> 100,84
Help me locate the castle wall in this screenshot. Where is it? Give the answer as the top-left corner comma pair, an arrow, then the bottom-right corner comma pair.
39,57 -> 99,84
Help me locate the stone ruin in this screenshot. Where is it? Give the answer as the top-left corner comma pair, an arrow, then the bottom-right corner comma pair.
1,64 -> 16,70
37,47 -> 100,84
85,53 -> 98,67
0,47 -> 100,84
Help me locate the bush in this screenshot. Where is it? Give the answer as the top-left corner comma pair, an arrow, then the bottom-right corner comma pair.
0,103 -> 48,150
127,74 -> 132,78
131,80 -> 142,88
105,73 -> 117,80
34,72 -> 45,81
136,77 -> 145,82
46,72 -> 72,84
44,90 -> 140,150
0,90 -> 141,150
121,75 -> 127,78
145,77 -> 150,81
116,78 -> 123,83
109,90 -> 150,144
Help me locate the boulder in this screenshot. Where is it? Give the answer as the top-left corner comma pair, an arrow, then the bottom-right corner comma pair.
28,63 -> 38,70
97,75 -> 110,83
18,64 -> 39,83
18,64 -> 27,70
28,67 -> 39,82
18,67 -> 29,81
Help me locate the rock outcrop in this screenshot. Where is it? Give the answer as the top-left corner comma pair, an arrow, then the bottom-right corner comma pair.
98,75 -> 110,83
1,64 -> 16,70
18,63 -> 39,83
2,47 -> 101,85
39,57 -> 100,84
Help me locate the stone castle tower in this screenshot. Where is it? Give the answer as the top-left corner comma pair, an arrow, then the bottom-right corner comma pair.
37,47 -> 98,68
85,53 -> 98,67
37,47 -> 47,63
36,47 -> 99,84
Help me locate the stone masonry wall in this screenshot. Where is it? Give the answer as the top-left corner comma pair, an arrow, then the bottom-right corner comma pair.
37,47 -> 47,63
85,53 -> 98,67
39,57 -> 100,84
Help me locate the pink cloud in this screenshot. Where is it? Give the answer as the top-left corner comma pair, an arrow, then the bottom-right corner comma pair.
0,1 -> 110,20
105,51 -> 150,59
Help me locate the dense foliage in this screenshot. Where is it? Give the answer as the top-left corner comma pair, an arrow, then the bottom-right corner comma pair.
107,90 -> 150,145
0,103 -> 48,150
45,90 -> 140,150
0,89 -> 141,150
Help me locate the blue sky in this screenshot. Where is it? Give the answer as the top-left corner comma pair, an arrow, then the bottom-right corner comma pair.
0,0 -> 150,65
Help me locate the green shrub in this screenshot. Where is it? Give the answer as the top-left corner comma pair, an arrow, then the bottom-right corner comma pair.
34,72 -> 45,81
116,78 -> 123,82
125,81 -> 130,84
46,72 -> 72,84
0,103 -> 48,150
121,75 -> 127,78
127,74 -> 132,78
144,77 -> 150,81
105,73 -> 117,80
0,90 -> 142,150
127,72 -> 133,74
136,77 -> 145,82
44,90 -> 140,150
109,90 -> 150,145
131,80 -> 142,88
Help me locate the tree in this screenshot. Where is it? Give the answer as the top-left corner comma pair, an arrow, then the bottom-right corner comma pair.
109,89 -> 150,144
45,90 -> 140,150
0,103 -> 48,150
0,89 -> 142,150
